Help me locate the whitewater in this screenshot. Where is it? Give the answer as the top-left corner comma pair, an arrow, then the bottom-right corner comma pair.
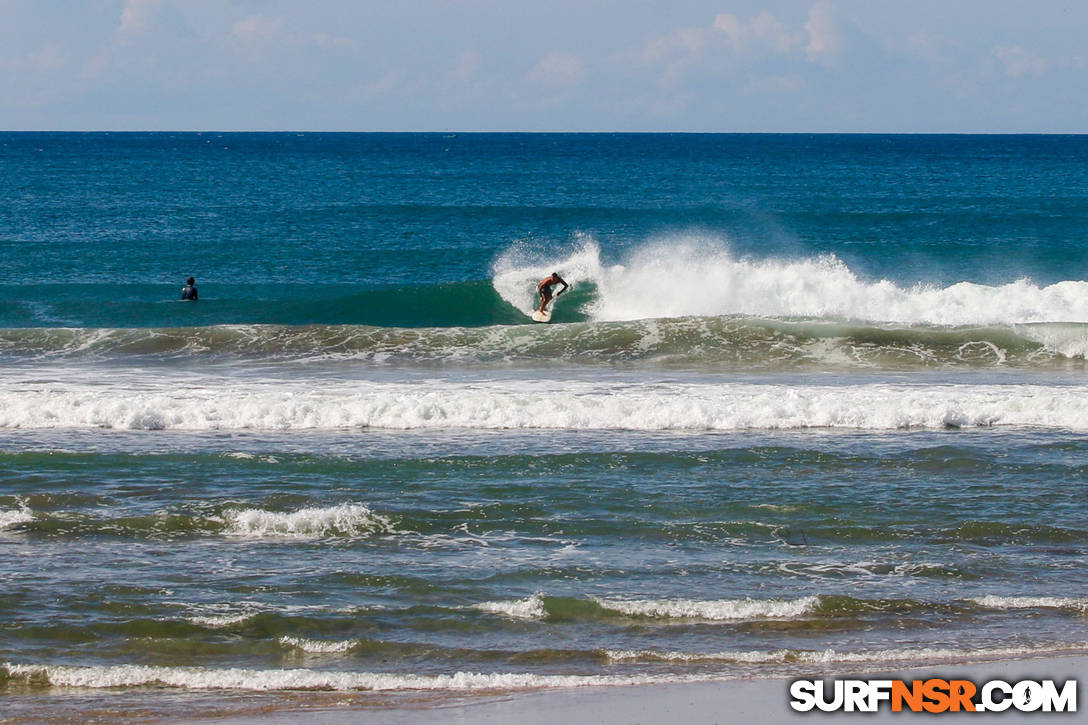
3,374 -> 1088,431
493,238 -> 1088,326
5,240 -> 1088,370
5,133 -> 1088,722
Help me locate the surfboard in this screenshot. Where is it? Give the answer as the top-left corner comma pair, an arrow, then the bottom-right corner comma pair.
531,309 -> 552,323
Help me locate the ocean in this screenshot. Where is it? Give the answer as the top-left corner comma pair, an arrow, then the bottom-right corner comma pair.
1,132 -> 1087,720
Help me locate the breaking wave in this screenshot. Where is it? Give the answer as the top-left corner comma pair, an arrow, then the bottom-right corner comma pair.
4,503 -> 398,541
5,379 -> 1088,431
590,596 -> 819,620
3,318 -> 1086,368
465,594 -> 936,622
0,663 -> 693,692
494,238 -> 1088,326
469,593 -> 1088,624
604,642 -> 1088,665
221,504 -> 398,539
471,594 -> 549,620
278,636 -> 359,654
6,642 -> 1085,691
970,596 -> 1088,613
0,506 -> 34,531
5,238 -> 1088,369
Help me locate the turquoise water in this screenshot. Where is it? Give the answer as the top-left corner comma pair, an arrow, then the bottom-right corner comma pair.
1,133 -> 1087,716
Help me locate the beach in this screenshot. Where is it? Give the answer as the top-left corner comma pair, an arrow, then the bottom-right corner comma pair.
152,655 -> 1088,723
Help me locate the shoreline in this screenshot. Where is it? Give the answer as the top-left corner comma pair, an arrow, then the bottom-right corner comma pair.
5,654 -> 1068,724
176,655 -> 1086,724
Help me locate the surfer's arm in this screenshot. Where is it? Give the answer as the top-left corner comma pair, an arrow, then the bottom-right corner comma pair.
556,281 -> 569,296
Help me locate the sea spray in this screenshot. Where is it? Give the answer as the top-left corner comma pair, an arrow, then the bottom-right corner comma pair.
493,237 -> 1088,326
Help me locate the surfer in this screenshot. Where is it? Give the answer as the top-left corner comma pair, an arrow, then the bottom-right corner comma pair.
180,277 -> 198,301
537,272 -> 568,314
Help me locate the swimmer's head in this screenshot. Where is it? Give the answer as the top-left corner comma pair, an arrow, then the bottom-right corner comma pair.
187,277 -> 195,285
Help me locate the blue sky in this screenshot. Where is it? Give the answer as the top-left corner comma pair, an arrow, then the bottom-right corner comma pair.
1,0 -> 1085,132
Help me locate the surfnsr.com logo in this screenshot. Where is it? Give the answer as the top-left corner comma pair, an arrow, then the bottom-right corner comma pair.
789,678 -> 1077,713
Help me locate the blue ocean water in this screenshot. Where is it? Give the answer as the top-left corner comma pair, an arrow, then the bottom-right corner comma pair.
1,133 -> 1087,718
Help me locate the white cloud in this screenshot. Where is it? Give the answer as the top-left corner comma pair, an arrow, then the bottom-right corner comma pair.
436,51 -> 490,112
117,0 -> 161,39
312,32 -> 354,50
348,70 -> 417,105
994,46 -> 1047,78
712,12 -> 800,55
643,27 -> 710,64
82,52 -> 110,77
745,73 -> 805,95
904,31 -> 951,64
529,51 -> 585,87
805,1 -> 841,63
644,12 -> 799,65
451,51 -> 483,84
232,15 -> 284,45
1,45 -> 64,74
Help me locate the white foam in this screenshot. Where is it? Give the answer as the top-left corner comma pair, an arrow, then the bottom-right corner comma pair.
0,663 -> 699,692
606,649 -> 793,663
605,643 -> 1087,665
493,238 -> 604,318
471,594 -> 548,620
1016,323 -> 1088,358
279,636 -> 358,654
5,378 -> 1088,431
187,612 -> 258,627
972,595 -> 1088,612
0,507 -> 33,531
9,641 -> 1077,693
794,645 -> 1088,664
493,237 -> 1088,326
593,596 -> 819,620
222,504 -> 397,539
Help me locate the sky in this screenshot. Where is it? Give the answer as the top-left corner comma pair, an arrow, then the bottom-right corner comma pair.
1,0 -> 1085,132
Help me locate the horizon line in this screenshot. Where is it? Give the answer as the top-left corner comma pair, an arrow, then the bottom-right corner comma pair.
2,129 -> 1085,135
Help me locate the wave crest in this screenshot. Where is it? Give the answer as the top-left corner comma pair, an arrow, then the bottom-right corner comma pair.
6,381 -> 1088,432
470,594 -> 819,622
605,642 -> 1088,665
0,663 -> 687,692
222,505 -> 397,539
471,594 -> 548,620
593,596 -> 819,620
971,595 -> 1088,612
494,237 -> 1088,326
6,318 -> 1087,367
0,506 -> 33,531
278,636 -> 358,654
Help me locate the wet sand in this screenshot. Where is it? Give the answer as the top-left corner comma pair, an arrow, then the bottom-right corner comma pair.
167,655 -> 1086,724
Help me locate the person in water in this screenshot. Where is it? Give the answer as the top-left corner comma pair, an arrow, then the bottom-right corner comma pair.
537,272 -> 568,314
181,277 -> 198,301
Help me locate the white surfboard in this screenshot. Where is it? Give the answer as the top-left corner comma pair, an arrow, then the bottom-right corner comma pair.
531,309 -> 552,323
